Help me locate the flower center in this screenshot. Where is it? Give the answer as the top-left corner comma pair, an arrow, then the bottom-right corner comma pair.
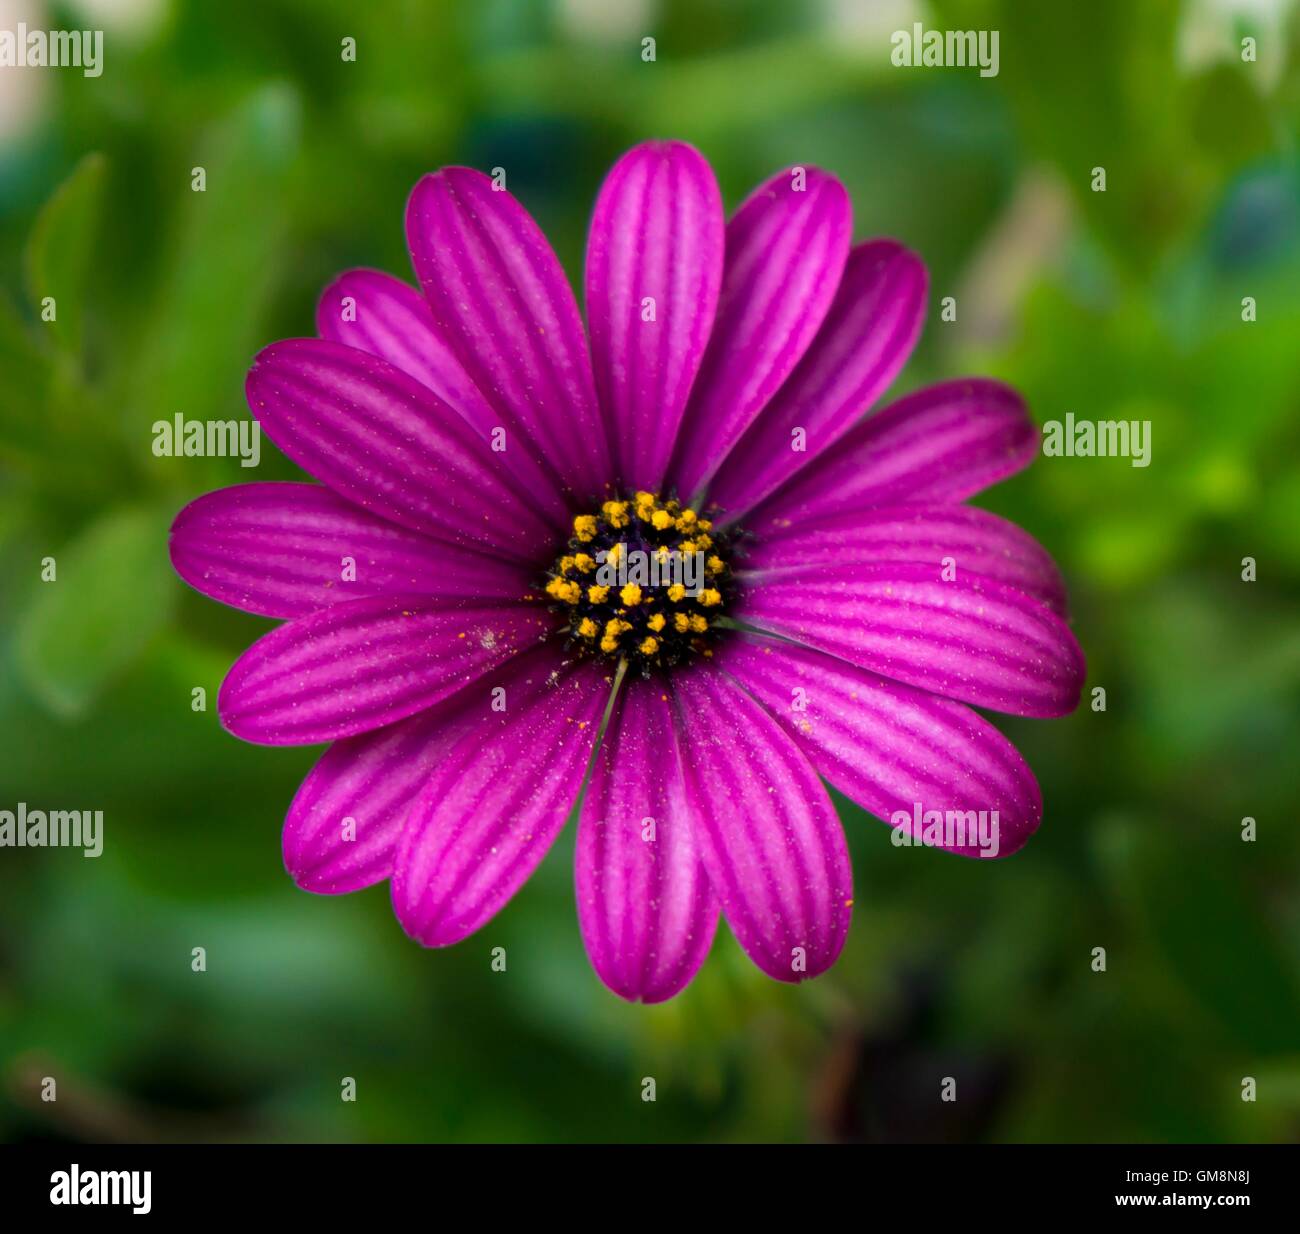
544,491 -> 737,672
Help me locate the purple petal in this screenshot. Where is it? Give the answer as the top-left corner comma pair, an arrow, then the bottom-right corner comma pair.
670,664 -> 851,982
317,269 -> 570,532
170,482 -> 530,618
744,503 -> 1067,617
576,678 -> 719,1003
585,141 -> 724,492
669,167 -> 852,501
736,562 -> 1085,718
719,636 -> 1043,858
391,660 -> 611,947
218,593 -> 552,745
245,338 -> 556,563
406,167 -> 610,504
744,379 -> 1038,535
283,646 -> 565,893
316,267 -> 476,398
708,240 -> 927,516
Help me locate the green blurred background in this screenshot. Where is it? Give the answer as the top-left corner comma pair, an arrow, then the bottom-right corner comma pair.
2,0 -> 1299,1143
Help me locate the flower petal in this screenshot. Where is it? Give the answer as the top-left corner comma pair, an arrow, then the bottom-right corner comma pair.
218,593 -> 552,745
406,167 -> 610,504
576,677 -> 719,1002
743,503 -> 1067,617
315,267 -> 476,399
585,141 -> 724,492
391,660 -> 611,947
170,482 -> 529,618
283,646 -> 565,893
745,378 -> 1038,535
670,664 -> 851,982
245,338 -> 554,563
316,269 -> 570,532
669,167 -> 852,501
736,561 -> 1085,718
708,240 -> 927,516
718,636 -> 1043,858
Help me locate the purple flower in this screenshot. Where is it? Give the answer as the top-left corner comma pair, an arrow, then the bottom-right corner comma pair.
170,142 -> 1084,1002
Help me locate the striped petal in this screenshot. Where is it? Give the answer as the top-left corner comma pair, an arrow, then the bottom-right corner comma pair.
671,664 -> 851,982
391,660 -> 611,947
170,482 -> 529,618
585,141 -> 724,492
745,378 -> 1037,535
744,504 -> 1067,617
317,269 -> 569,532
669,167 -> 851,501
245,338 -> 553,563
576,678 -> 719,1003
406,167 -> 610,504
218,593 -> 552,745
709,240 -> 927,516
719,637 -> 1043,859
283,647 -> 565,893
737,562 -> 1085,718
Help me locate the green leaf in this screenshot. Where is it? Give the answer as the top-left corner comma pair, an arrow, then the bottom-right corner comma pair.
14,506 -> 176,717
132,85 -> 301,449
23,152 -> 108,359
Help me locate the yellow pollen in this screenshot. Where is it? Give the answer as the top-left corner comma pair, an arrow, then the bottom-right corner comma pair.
707,555 -> 725,574
599,637 -> 619,653
673,612 -> 691,633
546,577 -> 581,604
577,617 -> 598,638
647,612 -> 666,632
666,583 -> 686,603
690,614 -> 709,633
699,588 -> 722,607
679,540 -> 698,554
587,584 -> 610,604
573,553 -> 595,573
639,637 -> 660,656
651,509 -> 674,531
619,583 -> 642,606
573,514 -> 598,541
559,555 -> 576,573
676,509 -> 697,528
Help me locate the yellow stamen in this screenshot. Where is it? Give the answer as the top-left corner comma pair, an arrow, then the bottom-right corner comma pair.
587,584 -> 610,604
619,583 -> 642,607
666,583 -> 686,603
639,637 -> 660,656
699,588 -> 722,607
647,612 -> 666,632
577,617 -> 598,638
573,514 -> 598,542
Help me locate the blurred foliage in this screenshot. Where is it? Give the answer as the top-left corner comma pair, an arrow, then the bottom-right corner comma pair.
1,0 -> 1299,1143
